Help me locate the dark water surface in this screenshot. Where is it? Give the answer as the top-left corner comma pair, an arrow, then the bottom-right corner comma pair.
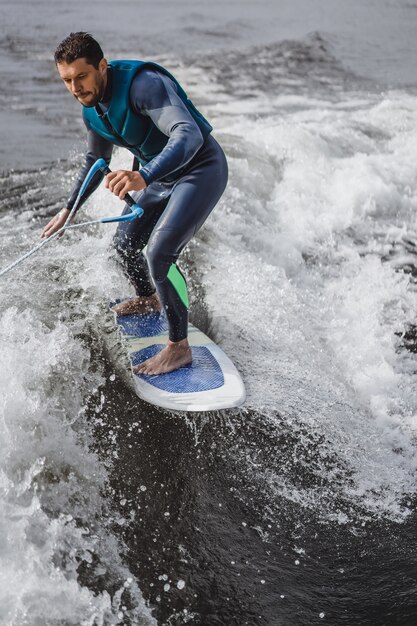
92,371 -> 417,625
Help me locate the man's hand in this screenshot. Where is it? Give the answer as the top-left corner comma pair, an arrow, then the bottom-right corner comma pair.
41,208 -> 71,239
105,170 -> 147,199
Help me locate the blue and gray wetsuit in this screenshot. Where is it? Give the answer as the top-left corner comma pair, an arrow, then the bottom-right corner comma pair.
67,61 -> 228,342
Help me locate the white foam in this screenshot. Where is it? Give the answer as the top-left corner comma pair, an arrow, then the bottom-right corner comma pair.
190,72 -> 417,520
0,161 -> 155,623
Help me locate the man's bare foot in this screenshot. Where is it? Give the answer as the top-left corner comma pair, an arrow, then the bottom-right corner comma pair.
112,293 -> 161,316
134,339 -> 192,375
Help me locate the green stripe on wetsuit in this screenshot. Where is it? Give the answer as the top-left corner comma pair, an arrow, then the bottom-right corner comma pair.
167,264 -> 189,309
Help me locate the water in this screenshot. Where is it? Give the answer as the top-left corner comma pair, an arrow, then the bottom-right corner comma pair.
1,1 -> 417,624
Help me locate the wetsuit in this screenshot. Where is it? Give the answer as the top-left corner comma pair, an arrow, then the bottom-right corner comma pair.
67,63 -> 228,342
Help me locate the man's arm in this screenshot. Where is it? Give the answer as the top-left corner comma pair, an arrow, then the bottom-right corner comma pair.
66,128 -> 113,212
105,69 -> 206,198
42,128 -> 113,239
131,69 -> 205,184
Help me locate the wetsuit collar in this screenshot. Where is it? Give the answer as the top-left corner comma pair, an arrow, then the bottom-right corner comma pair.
101,66 -> 113,105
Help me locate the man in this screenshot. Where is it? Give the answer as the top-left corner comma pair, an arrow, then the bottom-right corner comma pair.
42,32 -> 228,375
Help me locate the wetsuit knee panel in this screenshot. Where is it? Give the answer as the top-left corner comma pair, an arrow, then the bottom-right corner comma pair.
146,230 -> 180,279
146,248 -> 172,283
113,229 -> 134,256
146,241 -> 189,309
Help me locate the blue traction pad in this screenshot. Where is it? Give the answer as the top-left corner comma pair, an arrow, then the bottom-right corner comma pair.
115,311 -> 168,338
131,345 -> 224,393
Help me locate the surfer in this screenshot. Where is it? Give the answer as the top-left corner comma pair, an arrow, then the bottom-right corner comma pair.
42,32 -> 228,375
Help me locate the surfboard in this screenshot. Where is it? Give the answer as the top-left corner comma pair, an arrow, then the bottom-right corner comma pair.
112,307 -> 246,412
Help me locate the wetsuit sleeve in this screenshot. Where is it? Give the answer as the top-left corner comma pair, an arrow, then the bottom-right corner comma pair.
66,125 -> 113,212
130,70 -> 204,184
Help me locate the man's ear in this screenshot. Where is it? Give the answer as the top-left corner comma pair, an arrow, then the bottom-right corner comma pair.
99,58 -> 108,75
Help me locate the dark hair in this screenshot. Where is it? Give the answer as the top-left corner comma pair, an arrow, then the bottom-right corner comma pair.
54,32 -> 103,68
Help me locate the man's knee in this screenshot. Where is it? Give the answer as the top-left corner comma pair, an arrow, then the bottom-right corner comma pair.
146,240 -> 173,284
113,228 -> 135,261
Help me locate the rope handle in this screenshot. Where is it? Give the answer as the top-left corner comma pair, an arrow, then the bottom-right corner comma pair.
0,158 -> 144,279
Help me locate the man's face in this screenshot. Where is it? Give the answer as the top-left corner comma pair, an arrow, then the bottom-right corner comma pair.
56,57 -> 107,107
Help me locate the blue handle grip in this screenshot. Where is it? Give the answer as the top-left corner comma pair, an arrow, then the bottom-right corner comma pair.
78,158 -> 107,198
100,204 -> 144,223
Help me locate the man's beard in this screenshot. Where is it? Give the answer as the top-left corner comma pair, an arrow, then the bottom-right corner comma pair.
75,80 -> 105,108
75,91 -> 100,108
